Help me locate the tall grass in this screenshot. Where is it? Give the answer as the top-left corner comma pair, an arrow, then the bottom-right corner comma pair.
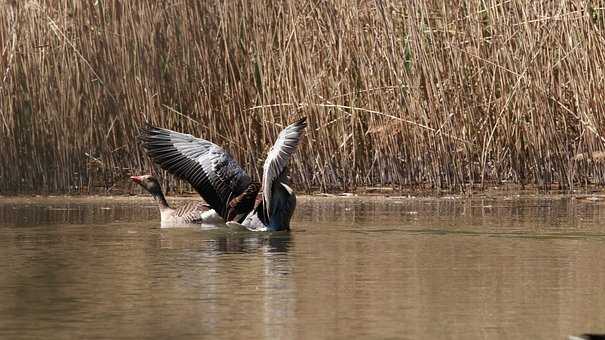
1,1 -> 605,194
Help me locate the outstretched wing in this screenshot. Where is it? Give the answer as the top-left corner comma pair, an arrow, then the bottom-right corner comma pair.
262,117 -> 307,215
139,124 -> 251,218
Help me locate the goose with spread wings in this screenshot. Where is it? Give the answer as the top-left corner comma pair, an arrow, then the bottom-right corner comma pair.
139,117 -> 307,231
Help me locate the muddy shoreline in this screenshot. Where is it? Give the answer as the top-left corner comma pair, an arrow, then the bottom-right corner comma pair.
2,188 -> 605,205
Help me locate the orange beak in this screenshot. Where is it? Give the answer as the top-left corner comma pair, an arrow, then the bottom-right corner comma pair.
130,176 -> 143,184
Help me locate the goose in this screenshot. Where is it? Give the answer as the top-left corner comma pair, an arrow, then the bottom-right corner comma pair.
138,117 -> 307,231
130,174 -> 257,227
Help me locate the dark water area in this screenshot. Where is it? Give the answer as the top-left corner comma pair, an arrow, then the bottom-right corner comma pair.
1,195 -> 605,339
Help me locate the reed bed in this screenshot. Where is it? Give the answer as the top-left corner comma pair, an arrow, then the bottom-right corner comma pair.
1,0 -> 605,194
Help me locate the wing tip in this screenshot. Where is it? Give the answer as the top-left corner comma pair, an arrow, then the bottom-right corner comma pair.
294,116 -> 308,129
138,122 -> 172,144
138,121 -> 155,142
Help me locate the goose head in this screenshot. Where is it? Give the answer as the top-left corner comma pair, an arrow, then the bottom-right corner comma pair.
130,175 -> 163,196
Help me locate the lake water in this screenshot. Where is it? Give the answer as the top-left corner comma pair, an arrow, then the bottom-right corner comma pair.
0,195 -> 604,339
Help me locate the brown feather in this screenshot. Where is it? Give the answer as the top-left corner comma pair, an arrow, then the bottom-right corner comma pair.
173,201 -> 212,224
226,182 -> 261,222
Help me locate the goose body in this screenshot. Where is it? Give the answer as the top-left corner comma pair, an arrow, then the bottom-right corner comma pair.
228,182 -> 297,231
130,175 -> 223,228
138,117 -> 307,231
160,201 -> 223,227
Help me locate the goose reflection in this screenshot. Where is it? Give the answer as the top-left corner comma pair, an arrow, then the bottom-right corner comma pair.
157,229 -> 292,254
209,232 -> 292,254
156,228 -> 296,338
214,232 -> 296,339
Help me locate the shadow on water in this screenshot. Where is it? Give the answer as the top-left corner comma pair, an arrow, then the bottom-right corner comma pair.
1,195 -> 605,339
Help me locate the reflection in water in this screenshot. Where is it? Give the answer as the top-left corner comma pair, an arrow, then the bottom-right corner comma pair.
1,196 -> 605,339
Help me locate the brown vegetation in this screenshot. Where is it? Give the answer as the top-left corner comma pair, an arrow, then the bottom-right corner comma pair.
1,1 -> 605,194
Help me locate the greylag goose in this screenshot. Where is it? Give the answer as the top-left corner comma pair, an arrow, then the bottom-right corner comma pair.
228,119 -> 307,231
130,174 -> 223,226
139,117 -> 307,231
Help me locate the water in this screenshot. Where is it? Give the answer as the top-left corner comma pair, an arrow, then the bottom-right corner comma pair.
1,195 -> 605,339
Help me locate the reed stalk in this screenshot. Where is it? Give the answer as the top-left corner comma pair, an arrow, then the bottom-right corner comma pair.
1,1 -> 604,194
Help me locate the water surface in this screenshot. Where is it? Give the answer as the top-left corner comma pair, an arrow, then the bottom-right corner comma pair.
1,195 -> 605,339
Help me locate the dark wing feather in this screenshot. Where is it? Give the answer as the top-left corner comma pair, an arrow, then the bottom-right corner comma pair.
262,117 -> 307,215
139,124 -> 251,218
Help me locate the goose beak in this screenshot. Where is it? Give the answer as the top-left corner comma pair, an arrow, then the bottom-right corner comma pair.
130,176 -> 142,184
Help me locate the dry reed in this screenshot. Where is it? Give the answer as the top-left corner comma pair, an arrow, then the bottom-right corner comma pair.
1,1 -> 605,194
